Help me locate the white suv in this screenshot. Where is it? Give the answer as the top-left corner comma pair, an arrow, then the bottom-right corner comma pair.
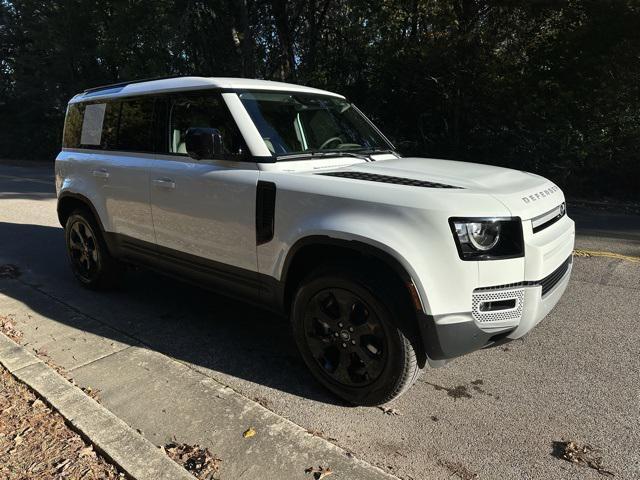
56,76 -> 575,405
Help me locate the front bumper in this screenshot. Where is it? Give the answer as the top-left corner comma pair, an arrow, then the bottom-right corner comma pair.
420,255 -> 573,362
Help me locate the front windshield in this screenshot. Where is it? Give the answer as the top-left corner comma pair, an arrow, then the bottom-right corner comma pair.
238,92 -> 391,158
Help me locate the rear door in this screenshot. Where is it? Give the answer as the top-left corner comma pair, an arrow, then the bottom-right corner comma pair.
72,98 -> 155,243
148,92 -> 260,284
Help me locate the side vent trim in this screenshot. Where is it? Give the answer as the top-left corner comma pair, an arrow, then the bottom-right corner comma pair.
256,181 -> 276,245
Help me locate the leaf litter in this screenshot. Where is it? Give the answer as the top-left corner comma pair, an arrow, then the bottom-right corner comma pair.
305,465 -> 334,479
0,314 -> 22,342
163,443 -> 221,479
0,365 -> 122,479
377,406 -> 401,415
553,440 -> 615,477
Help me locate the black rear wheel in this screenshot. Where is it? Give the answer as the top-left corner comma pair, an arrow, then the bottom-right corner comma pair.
292,267 -> 421,406
65,209 -> 122,289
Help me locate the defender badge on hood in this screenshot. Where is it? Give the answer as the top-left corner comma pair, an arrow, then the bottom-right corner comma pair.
522,185 -> 560,203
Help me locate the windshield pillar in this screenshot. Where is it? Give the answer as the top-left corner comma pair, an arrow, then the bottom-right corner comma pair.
222,92 -> 274,158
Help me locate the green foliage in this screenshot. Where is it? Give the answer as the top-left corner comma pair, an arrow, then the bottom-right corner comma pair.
1,0 -> 638,198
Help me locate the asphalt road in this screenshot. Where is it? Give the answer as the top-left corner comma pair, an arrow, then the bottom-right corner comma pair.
1,161 -> 639,479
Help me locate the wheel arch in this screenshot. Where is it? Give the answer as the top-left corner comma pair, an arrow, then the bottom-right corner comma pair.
280,235 -> 428,366
57,192 -> 106,233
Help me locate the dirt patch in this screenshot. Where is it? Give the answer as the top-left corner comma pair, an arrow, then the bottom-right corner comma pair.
0,366 -> 122,479
552,440 -> 615,477
424,381 -> 472,400
470,379 -> 485,394
253,395 -> 271,409
423,379 -> 500,400
439,459 -> 478,479
163,443 -> 221,479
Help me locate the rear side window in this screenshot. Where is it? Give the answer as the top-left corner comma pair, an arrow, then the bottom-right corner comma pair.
118,98 -> 154,152
63,97 -> 154,152
99,102 -> 120,149
75,101 -> 119,149
80,103 -> 107,146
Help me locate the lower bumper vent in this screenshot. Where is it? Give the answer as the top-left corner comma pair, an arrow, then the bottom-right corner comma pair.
472,288 -> 524,324
540,257 -> 572,296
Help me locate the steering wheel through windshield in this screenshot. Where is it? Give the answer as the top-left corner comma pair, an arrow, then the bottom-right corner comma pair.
319,136 -> 343,150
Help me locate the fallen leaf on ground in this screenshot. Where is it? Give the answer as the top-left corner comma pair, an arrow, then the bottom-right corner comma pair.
79,445 -> 95,458
554,440 -> 615,477
242,427 -> 256,438
305,465 -> 334,479
377,406 -> 401,416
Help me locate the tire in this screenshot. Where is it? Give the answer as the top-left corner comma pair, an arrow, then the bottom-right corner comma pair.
64,209 -> 123,289
291,266 -> 422,406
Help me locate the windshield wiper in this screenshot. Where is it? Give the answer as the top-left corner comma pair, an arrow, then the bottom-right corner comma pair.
356,148 -> 399,156
277,151 -> 370,161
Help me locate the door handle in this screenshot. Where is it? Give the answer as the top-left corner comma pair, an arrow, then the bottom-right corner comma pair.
92,169 -> 110,179
152,178 -> 176,189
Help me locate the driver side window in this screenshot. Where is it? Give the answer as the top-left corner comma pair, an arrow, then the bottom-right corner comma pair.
168,94 -> 245,158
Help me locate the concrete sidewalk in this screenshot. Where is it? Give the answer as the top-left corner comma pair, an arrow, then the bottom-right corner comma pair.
0,274 -> 397,480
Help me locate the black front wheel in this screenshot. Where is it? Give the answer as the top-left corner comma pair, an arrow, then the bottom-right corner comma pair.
292,267 -> 421,406
65,210 -> 122,289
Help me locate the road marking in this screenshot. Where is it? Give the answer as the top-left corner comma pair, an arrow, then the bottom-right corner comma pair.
574,249 -> 640,263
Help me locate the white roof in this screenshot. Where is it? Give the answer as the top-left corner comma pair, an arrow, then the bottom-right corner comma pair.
70,76 -> 344,103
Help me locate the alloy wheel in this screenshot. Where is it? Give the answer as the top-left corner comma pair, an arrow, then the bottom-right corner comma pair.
303,288 -> 388,387
68,219 -> 99,280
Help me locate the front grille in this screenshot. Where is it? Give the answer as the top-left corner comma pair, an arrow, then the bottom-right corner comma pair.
532,202 -> 566,234
540,256 -> 572,296
317,171 -> 462,189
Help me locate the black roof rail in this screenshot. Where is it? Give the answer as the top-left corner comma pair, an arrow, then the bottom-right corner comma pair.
83,75 -> 192,94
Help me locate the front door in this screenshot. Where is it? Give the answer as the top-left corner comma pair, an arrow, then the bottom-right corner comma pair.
149,92 -> 260,279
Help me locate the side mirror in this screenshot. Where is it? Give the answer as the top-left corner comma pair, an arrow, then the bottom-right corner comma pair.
185,127 -> 223,160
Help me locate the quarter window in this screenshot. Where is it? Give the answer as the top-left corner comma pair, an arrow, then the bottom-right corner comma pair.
62,103 -> 84,148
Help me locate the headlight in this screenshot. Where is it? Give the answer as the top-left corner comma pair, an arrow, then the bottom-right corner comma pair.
449,217 -> 524,260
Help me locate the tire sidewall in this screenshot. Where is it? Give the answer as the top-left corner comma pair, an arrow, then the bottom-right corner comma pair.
292,270 -> 409,405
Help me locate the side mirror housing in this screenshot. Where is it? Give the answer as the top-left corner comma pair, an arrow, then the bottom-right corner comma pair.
185,127 -> 223,160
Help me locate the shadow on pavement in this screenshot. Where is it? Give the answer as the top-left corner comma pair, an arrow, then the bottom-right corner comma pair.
0,220 -> 344,406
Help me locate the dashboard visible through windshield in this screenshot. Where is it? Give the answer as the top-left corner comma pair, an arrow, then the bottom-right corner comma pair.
238,92 -> 392,159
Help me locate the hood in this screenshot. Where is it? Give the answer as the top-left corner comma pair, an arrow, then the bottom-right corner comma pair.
336,157 -> 565,220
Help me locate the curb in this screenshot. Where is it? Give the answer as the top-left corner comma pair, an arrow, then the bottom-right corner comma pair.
0,332 -> 193,480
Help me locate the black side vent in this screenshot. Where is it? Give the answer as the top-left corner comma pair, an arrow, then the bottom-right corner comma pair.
256,181 -> 276,245
317,171 -> 462,189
